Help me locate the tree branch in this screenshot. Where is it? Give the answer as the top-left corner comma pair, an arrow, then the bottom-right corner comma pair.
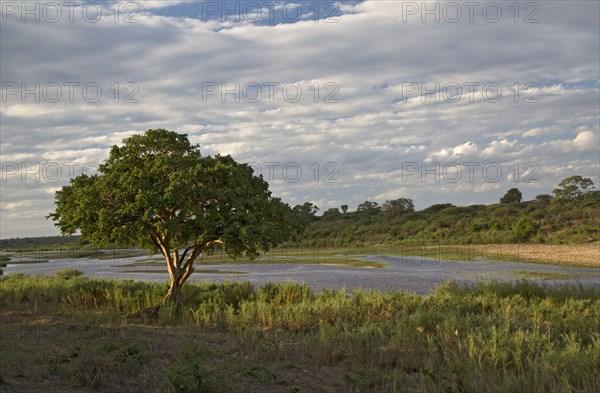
180,244 -> 194,264
177,246 -> 203,286
148,232 -> 165,258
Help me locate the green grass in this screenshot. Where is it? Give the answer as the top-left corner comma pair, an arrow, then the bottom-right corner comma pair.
1,273 -> 599,392
511,269 -> 600,280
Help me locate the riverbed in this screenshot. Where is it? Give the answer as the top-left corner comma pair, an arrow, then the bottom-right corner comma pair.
3,253 -> 599,294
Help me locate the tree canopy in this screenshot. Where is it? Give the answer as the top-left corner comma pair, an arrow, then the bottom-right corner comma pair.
500,188 -> 523,204
553,176 -> 595,205
357,201 -> 381,215
381,198 -> 415,218
49,129 -> 299,303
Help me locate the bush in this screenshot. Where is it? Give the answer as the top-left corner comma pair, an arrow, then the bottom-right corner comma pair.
55,269 -> 84,280
256,282 -> 314,306
513,216 -> 538,242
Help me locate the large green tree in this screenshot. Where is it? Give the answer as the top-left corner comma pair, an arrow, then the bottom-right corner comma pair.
356,201 -> 381,215
49,129 -> 298,304
552,175 -> 594,205
381,198 -> 415,218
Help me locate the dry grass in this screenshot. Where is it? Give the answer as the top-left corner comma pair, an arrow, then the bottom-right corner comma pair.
454,242 -> 600,268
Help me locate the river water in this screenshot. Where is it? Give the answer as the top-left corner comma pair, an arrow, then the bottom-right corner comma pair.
3,254 -> 599,294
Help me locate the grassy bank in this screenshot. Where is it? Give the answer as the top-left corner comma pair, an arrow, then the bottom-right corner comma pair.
1,272 -> 599,392
386,242 -> 600,268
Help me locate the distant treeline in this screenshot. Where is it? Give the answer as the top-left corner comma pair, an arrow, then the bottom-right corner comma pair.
0,235 -> 81,250
287,175 -> 600,247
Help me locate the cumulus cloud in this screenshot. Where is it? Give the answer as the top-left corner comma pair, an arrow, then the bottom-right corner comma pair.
1,0 -> 599,237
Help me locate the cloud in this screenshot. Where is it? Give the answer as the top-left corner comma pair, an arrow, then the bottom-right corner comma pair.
1,0 -> 599,236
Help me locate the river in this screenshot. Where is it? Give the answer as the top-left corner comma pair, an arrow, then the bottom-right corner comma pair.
3,254 -> 599,294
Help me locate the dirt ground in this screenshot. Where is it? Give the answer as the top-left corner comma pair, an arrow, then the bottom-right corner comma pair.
0,311 -> 353,393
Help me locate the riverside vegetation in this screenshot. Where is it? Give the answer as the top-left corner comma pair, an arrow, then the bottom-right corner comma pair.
288,176 -> 599,248
1,271 -> 599,392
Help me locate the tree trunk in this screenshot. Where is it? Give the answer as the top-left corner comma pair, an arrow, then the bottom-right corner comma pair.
163,258 -> 196,305
160,244 -> 202,306
163,277 -> 182,305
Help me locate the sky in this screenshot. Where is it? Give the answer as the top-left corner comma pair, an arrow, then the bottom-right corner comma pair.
1,0 -> 599,238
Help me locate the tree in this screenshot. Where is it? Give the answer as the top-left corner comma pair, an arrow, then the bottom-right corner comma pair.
49,129 -> 298,304
553,175 -> 595,205
356,201 -> 381,215
500,188 -> 523,204
340,204 -> 348,214
322,207 -> 341,218
422,203 -> 455,215
534,194 -> 552,205
381,198 -> 414,218
292,202 -> 319,225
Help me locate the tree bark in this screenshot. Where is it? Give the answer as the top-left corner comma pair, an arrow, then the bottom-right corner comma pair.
163,277 -> 182,305
152,234 -> 210,306
162,247 -> 201,305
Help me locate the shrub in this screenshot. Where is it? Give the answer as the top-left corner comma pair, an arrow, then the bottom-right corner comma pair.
513,216 -> 538,242
55,269 -> 84,280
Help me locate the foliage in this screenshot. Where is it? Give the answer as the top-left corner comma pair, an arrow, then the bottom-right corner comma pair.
535,194 -> 552,205
55,269 -> 84,280
381,198 -> 415,218
167,344 -> 222,393
553,175 -> 595,205
48,129 -> 299,303
292,175 -> 599,247
500,188 -> 523,204
322,207 -> 341,218
292,202 -> 319,225
356,201 -> 381,215
512,216 -> 538,242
